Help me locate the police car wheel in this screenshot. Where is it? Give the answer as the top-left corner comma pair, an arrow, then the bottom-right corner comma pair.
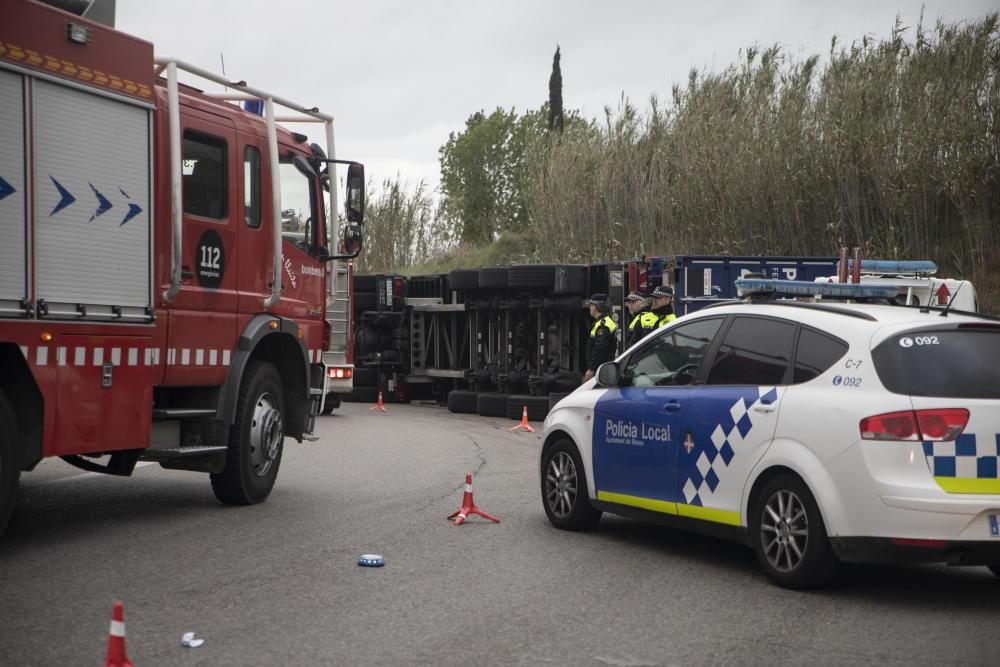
751,474 -> 839,589
988,565 -> 1000,579
211,361 -> 284,505
541,439 -> 601,531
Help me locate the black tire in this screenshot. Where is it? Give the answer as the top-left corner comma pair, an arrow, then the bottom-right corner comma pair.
476,392 -> 509,417
353,367 -> 379,387
509,264 -> 557,290
344,385 -> 379,403
751,473 -> 840,589
0,391 -> 20,537
354,292 -> 377,311
506,395 -> 550,421
448,269 -> 479,291
548,392 -> 570,411
211,361 -> 285,505
447,390 -> 478,414
354,275 -> 377,292
541,438 -> 602,530
320,393 -> 340,415
553,265 -> 588,295
987,565 -> 1000,579
478,268 -> 509,290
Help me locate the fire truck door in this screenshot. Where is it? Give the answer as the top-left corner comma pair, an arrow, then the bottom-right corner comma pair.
163,119 -> 239,385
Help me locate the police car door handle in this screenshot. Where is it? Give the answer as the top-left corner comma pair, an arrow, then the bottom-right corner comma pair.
753,404 -> 776,414
662,401 -> 681,412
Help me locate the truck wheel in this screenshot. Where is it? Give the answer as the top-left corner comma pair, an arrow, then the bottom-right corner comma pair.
0,391 -> 19,536
211,361 -> 285,505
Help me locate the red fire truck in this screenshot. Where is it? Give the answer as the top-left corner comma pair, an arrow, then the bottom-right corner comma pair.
0,0 -> 365,535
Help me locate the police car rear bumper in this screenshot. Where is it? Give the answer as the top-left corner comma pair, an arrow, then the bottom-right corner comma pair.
831,537 -> 1000,565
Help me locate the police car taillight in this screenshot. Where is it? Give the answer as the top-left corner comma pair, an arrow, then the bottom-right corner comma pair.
860,408 -> 968,442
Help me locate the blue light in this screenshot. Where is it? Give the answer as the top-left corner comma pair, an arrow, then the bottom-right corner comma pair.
837,259 -> 938,275
243,99 -> 264,116
736,279 -> 903,299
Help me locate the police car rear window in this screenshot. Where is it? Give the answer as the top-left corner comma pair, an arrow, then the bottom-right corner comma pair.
872,328 -> 1000,398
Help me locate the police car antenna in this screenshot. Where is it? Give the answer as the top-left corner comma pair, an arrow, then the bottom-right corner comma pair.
939,280 -> 964,317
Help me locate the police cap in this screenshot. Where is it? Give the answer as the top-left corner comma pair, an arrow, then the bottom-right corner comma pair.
586,293 -> 609,307
651,285 -> 674,299
624,291 -> 647,303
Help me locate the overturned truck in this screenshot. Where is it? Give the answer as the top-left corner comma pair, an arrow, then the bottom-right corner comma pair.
345,256 -> 841,420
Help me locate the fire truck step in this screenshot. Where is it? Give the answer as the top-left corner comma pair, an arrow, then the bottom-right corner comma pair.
152,408 -> 217,420
141,445 -> 228,459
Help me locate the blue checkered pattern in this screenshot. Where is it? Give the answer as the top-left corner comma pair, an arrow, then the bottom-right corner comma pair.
923,433 -> 1000,479
682,387 -> 778,506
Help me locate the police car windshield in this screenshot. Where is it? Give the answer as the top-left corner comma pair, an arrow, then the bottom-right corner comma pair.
872,328 -> 1000,398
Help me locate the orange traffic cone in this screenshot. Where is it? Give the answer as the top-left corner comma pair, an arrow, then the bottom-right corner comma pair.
369,390 -> 387,412
104,601 -> 135,667
446,473 -> 500,525
508,405 -> 535,433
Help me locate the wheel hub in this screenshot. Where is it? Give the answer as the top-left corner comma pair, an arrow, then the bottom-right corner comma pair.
249,392 -> 283,477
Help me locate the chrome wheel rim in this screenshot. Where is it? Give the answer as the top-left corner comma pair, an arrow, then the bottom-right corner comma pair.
249,392 -> 282,477
545,451 -> 578,519
760,489 -> 809,572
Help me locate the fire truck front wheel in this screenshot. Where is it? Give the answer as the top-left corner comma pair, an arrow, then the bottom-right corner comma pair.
0,391 -> 19,536
211,361 -> 285,505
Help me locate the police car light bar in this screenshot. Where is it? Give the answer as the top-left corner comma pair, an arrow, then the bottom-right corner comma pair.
835,259 -> 938,276
736,279 -> 903,300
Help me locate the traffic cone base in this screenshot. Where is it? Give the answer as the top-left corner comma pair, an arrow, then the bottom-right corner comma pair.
369,390 -> 387,412
105,601 -> 135,667
508,405 -> 535,433
447,473 -> 500,525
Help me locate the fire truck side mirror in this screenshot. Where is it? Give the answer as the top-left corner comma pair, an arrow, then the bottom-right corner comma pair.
346,163 -> 365,224
342,222 -> 363,256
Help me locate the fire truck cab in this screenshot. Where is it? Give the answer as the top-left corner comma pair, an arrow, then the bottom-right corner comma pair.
0,0 -> 364,535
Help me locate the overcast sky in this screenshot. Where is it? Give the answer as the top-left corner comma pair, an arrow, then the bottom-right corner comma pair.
118,0 -> 996,197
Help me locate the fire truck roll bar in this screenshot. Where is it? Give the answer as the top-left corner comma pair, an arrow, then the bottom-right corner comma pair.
153,57 -> 338,309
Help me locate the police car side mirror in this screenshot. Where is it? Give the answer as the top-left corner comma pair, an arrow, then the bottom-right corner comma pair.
596,362 -> 621,387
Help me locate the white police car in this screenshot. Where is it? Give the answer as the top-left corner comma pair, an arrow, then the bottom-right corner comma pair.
540,279 -> 1000,588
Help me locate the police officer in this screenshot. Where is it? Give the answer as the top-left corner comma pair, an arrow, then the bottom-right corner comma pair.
583,293 -> 617,382
651,285 -> 677,327
624,291 -> 658,350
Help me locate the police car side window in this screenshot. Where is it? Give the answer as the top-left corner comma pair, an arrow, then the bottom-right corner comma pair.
623,318 -> 724,387
705,317 -> 796,386
792,328 -> 848,383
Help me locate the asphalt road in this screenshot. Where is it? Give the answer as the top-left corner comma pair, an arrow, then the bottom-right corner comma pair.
1,402 -> 998,666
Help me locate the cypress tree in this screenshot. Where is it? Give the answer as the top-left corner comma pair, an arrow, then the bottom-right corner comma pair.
548,46 -> 564,132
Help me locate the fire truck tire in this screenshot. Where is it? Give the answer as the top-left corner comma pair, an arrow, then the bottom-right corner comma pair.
447,390 -> 478,414
353,367 -> 379,386
478,268 -> 509,290
346,386 -> 379,403
354,275 -> 377,292
448,269 -> 479,291
211,361 -> 285,505
320,393 -> 340,415
509,264 -> 557,290
506,395 -> 550,421
0,391 -> 19,537
476,392 -> 509,417
553,265 -> 588,295
354,292 -> 378,311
